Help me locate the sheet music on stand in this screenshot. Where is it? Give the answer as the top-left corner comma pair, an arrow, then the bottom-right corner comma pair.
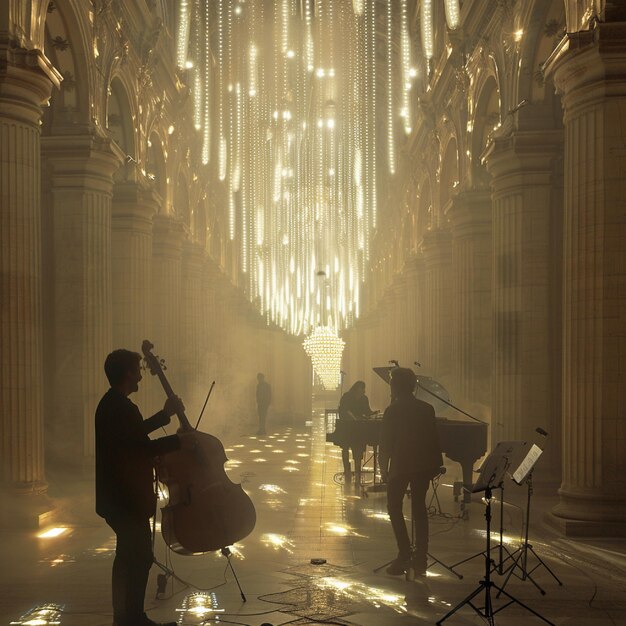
512,443 -> 543,484
474,440 -> 542,488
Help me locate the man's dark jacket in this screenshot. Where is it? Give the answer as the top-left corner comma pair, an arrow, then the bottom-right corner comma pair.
379,394 -> 443,479
95,388 -> 180,519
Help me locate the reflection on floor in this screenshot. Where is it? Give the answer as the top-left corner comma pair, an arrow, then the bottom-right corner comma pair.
3,408 -> 626,625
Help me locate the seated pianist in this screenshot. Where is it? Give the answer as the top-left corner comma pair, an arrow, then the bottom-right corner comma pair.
336,380 -> 377,482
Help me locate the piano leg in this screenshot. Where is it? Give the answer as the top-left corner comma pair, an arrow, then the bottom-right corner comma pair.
459,457 -> 475,503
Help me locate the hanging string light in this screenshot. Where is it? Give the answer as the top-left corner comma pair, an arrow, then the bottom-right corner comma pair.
177,0 -> 435,339
176,0 -> 190,68
386,0 -> 395,174
444,0 -> 461,30
421,0 -> 434,60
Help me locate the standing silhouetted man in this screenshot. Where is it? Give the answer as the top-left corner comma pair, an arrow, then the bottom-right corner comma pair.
95,349 -> 190,626
379,367 -> 443,576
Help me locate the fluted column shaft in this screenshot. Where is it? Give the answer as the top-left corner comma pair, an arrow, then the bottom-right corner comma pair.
389,276 -> 409,366
420,229 -> 453,383
181,240 -> 208,415
111,183 -> 158,350
447,190 -> 492,409
0,45 -> 58,508
547,22 -> 626,533
40,134 -> 120,471
484,130 -> 563,478
402,255 -> 425,369
151,216 -> 184,404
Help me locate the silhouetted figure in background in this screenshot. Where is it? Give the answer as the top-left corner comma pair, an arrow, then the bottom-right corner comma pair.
256,372 -> 272,435
337,380 -> 376,481
379,367 -> 443,576
95,349 -> 190,626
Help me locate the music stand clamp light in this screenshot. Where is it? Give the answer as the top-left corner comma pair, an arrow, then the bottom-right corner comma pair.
436,444 -> 554,626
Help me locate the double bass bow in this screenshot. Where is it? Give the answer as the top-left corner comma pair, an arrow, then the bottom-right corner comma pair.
142,340 -> 256,554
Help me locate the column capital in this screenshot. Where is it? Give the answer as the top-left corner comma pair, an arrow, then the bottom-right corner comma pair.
182,240 -> 207,281
112,181 -> 159,235
483,129 -> 563,183
545,21 -> 626,111
0,41 -> 61,126
420,228 -> 452,268
446,189 -> 492,238
153,214 -> 185,258
401,252 -> 425,278
41,133 -> 122,194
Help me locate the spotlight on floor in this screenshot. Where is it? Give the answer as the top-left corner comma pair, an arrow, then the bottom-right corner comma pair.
10,603 -> 62,625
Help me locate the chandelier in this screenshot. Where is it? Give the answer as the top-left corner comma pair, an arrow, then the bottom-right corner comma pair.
303,326 -> 346,390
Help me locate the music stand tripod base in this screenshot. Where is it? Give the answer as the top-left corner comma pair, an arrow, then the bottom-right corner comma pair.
437,447 -> 554,626
497,466 -> 562,597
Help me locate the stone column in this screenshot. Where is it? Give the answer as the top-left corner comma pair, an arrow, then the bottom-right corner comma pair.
202,259 -> 227,432
403,254 -> 426,371
420,228 -> 453,384
150,215 -> 184,411
447,190 -> 492,411
180,240 -> 208,417
362,310 -> 385,408
546,22 -> 626,535
111,182 -> 158,350
41,134 -> 120,472
0,44 -> 59,522
484,129 -> 563,481
389,274 -> 410,366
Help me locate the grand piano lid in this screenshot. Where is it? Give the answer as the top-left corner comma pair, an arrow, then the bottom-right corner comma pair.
372,366 -> 451,413
373,366 -> 395,384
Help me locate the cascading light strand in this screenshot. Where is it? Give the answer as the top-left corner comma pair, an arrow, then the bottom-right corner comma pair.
387,0 -> 395,174
445,0 -> 461,30
201,0 -> 210,163
421,0 -> 434,60
177,0 -> 190,68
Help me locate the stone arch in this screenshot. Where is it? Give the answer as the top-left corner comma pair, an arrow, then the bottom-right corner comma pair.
42,0 -> 92,130
471,76 -> 501,187
146,131 -> 167,208
193,195 -> 208,247
417,176 -> 433,240
210,219 -> 225,267
400,212 -> 412,266
107,76 -> 137,182
517,0 -> 565,106
439,137 -> 459,213
432,0 -> 448,65
175,170 -> 191,226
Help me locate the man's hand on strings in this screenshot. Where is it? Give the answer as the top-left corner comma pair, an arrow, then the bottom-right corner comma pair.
164,395 -> 185,417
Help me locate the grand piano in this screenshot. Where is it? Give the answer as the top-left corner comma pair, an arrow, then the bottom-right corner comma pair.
327,367 -> 488,497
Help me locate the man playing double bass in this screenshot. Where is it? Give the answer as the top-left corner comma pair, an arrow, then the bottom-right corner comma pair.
379,367 -> 443,576
95,349 -> 193,626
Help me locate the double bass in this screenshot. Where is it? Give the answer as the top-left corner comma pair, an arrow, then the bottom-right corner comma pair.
142,340 -> 256,554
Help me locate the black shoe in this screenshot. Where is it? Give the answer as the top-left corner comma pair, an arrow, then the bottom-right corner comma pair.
386,556 -> 409,575
408,559 -> 427,577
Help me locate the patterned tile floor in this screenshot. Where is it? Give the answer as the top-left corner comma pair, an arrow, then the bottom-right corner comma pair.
3,407 -> 626,625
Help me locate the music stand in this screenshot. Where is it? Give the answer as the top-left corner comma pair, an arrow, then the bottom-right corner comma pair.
437,445 -> 554,626
497,444 -> 562,596
450,441 -> 528,574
